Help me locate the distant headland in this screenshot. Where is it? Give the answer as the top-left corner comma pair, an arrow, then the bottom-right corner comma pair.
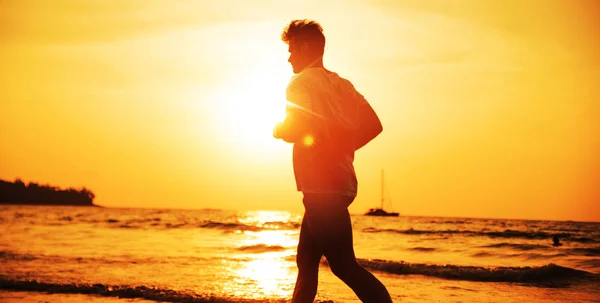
0,178 -> 96,206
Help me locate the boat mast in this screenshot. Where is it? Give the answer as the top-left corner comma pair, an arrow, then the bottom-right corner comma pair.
380,169 -> 384,209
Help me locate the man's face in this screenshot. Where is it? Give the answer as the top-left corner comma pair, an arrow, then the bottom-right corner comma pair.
287,38 -> 309,74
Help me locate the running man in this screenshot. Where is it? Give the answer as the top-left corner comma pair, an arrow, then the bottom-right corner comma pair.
273,19 -> 393,303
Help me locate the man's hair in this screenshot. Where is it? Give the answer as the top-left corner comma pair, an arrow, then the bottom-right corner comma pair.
281,19 -> 325,55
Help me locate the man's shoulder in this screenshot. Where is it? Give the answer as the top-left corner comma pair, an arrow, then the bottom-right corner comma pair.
286,71 -> 316,96
288,69 -> 320,88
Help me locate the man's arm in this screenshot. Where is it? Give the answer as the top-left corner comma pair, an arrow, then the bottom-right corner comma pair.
273,106 -> 312,143
273,77 -> 314,144
354,100 -> 383,150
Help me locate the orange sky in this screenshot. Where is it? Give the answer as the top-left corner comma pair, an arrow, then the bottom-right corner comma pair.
1,0 -> 598,221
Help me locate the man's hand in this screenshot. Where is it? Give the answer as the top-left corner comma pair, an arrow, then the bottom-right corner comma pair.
272,107 -> 314,144
273,120 -> 301,143
273,122 -> 283,139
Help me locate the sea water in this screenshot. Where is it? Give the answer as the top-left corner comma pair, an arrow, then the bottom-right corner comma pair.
1,205 -> 598,302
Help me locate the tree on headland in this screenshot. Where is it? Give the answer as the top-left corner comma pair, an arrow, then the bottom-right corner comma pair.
0,178 -> 96,206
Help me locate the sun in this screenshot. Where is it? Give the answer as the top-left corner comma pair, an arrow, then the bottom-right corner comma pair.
211,66 -> 290,147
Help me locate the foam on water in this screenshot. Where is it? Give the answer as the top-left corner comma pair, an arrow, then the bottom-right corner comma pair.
353,260 -> 598,286
0,278 -> 297,303
362,227 -> 598,244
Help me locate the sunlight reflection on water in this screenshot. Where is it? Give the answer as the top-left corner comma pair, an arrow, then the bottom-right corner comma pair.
220,211 -> 299,299
238,210 -> 302,229
3,207 -> 600,302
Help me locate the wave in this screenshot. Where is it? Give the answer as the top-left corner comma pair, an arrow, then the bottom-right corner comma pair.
11,213 -> 302,232
0,251 -> 36,262
197,221 -> 263,232
362,228 -> 598,244
350,260 -> 598,285
471,251 -> 495,258
0,278 -> 301,303
2,251 -> 597,289
568,247 -> 600,257
408,247 -> 436,252
476,243 -> 600,257
0,250 -> 217,266
470,251 -> 568,260
576,259 -> 600,269
439,285 -> 477,292
480,243 -> 549,251
519,253 -> 568,260
235,244 -> 287,253
196,221 -> 300,232
76,219 -> 303,232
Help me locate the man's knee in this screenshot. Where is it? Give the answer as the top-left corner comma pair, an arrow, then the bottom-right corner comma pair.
328,258 -> 359,279
296,252 -> 321,271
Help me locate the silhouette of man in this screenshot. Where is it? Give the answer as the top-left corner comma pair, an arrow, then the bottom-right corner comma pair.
552,235 -> 563,246
273,20 -> 393,303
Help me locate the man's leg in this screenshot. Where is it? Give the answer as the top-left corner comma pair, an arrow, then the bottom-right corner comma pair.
303,193 -> 393,303
291,214 -> 323,303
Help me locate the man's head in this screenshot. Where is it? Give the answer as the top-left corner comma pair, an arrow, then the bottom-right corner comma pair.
281,19 -> 325,74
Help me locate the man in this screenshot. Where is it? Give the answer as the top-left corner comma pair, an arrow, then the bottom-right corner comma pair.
273,20 -> 393,303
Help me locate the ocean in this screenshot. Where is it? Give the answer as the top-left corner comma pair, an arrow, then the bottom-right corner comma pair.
0,205 -> 598,303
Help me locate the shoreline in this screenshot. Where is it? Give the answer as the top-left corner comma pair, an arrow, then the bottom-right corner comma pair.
0,203 -> 100,207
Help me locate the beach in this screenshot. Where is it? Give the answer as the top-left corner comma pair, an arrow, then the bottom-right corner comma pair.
1,205 -> 599,302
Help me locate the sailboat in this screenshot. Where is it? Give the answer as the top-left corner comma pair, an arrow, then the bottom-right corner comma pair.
364,169 -> 399,217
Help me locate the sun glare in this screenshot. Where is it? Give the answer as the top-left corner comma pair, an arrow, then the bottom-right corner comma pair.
211,66 -> 290,148
302,135 -> 314,146
233,255 -> 295,299
220,211 -> 299,299
239,210 -> 301,228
